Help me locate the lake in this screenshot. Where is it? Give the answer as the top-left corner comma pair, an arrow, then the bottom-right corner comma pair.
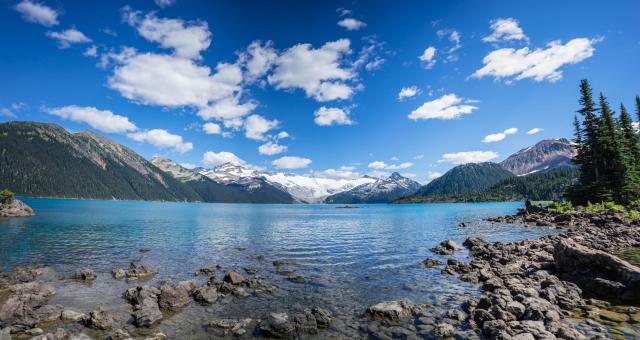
0,198 -> 559,338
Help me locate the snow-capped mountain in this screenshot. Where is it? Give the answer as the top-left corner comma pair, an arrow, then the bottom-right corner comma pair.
198,163 -> 376,203
500,138 -> 577,176
324,172 -> 422,204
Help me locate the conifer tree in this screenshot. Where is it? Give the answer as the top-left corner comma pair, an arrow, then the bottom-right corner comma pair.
617,103 -> 640,202
595,93 -> 619,201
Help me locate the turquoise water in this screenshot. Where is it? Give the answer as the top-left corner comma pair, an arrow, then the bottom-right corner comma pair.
0,198 -> 559,337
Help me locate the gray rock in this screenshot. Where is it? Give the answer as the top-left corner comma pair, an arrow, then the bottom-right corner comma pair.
434,323 -> 455,338
259,312 -> 295,339
311,307 -> 332,328
223,272 -> 246,285
61,309 -> 86,322
125,286 -> 162,327
72,269 -> 96,282
157,280 -> 195,310
193,285 -> 218,304
86,307 -> 113,330
366,299 -> 413,321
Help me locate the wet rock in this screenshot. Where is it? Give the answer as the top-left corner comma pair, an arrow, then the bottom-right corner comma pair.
366,299 -> 413,322
126,261 -> 156,279
85,307 -> 113,330
293,310 -> 318,334
72,269 -> 96,282
223,272 -> 246,285
431,240 -> 463,256
259,312 -> 295,339
434,323 -> 455,338
554,238 -> 640,304
106,329 -> 131,340
32,304 -> 63,323
244,267 -> 258,275
208,318 -> 253,336
231,287 -> 250,298
287,275 -> 305,283
0,290 -> 49,328
125,285 -> 162,327
194,285 -> 219,304
0,328 -> 9,340
309,307 -> 331,329
196,265 -> 219,276
111,268 -> 126,280
145,333 -> 167,340
157,280 -> 196,310
420,258 -> 444,268
31,327 -> 68,340
61,309 -> 86,321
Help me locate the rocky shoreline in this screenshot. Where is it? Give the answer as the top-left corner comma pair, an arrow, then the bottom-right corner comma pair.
0,199 -> 34,218
0,210 -> 639,339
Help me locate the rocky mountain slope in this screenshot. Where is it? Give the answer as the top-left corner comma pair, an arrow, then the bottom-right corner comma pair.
500,138 -> 576,175
150,158 -> 294,203
199,163 -> 375,203
324,172 -> 421,204
416,162 -> 515,196
0,122 -> 201,201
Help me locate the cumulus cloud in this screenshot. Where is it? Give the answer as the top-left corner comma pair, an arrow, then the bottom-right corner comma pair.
313,107 -> 353,126
202,122 -> 221,134
438,151 -> 499,165
197,96 -> 256,121
243,41 -> 278,82
471,38 -> 599,82
128,129 -> 193,153
258,141 -> 288,155
268,39 -> 355,102
13,0 -> 59,27
527,128 -> 543,135
123,8 -> 211,60
202,151 -> 246,167
419,46 -> 436,69
45,105 -> 137,134
109,54 -> 242,107
83,45 -> 98,57
482,127 -> 518,143
243,114 -> 279,141
409,94 -> 478,120
276,131 -> 290,140
46,28 -> 92,48
368,161 -> 413,170
398,86 -> 420,101
313,166 -> 360,180
337,18 -> 366,31
483,18 -> 528,43
272,156 -> 312,169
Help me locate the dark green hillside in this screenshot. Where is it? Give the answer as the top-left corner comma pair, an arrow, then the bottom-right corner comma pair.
0,121 -> 201,201
416,162 -> 515,196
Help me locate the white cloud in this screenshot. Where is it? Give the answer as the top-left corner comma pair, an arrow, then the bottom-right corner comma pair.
268,39 -> 355,102
419,46 -> 437,69
154,0 -> 176,7
471,38 -> 599,82
337,18 -> 366,31
426,171 -> 442,181
46,105 -> 137,134
197,96 -> 256,121
482,127 -> 518,143
527,128 -> 543,135
398,86 -> 420,101
314,107 -> 353,126
409,93 -> 478,120
413,155 -> 424,160
243,41 -> 278,82
272,156 -> 312,169
13,0 -> 59,27
258,141 -> 288,155
437,29 -> 462,54
128,129 -> 193,153
337,8 -> 351,16
202,122 -> 221,134
46,28 -> 92,49
0,108 -> 17,118
243,114 -> 279,141
108,54 -> 242,107
180,163 -> 196,169
483,18 -> 528,43
276,131 -> 289,139
313,166 -> 360,180
438,151 -> 499,165
83,45 -> 98,57
123,8 -> 211,60
202,151 -> 246,167
368,161 -> 413,170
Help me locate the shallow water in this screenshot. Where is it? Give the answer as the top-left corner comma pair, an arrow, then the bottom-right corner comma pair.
0,198 -> 561,338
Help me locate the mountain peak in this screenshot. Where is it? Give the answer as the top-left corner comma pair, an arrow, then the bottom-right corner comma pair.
388,172 -> 403,180
500,138 -> 576,176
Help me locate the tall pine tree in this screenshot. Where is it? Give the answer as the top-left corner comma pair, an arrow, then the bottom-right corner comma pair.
617,103 -> 640,202
595,93 -> 620,202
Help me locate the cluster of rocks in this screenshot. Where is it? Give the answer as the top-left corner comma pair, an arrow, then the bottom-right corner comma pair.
258,308 -> 332,338
111,260 -> 157,280
428,210 -> 640,339
0,199 -> 34,217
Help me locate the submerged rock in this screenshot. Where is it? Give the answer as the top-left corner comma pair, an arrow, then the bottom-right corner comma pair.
85,307 -> 113,330
224,272 -> 246,285
125,285 -> 162,327
72,269 -> 96,282
259,312 -> 295,339
419,258 -> 444,268
113,261 -> 156,280
431,240 -> 463,256
157,280 -> 196,310
194,285 -> 219,304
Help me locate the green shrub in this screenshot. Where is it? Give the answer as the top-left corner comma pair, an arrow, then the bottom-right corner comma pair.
549,201 -> 573,213
0,189 -> 14,205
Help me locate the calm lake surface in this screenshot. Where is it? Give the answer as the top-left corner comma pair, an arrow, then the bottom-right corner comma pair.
0,198 -> 560,338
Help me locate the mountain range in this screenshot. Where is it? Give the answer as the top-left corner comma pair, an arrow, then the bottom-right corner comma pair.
0,122 -> 578,204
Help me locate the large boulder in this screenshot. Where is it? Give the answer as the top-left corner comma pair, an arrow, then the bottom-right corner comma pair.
366,299 -> 413,322
554,239 -> 640,304
85,307 -> 113,330
157,280 -> 195,310
0,199 -> 34,217
125,286 -> 162,327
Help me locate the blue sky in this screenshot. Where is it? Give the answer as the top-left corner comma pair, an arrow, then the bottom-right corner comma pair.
1,0 -> 639,182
